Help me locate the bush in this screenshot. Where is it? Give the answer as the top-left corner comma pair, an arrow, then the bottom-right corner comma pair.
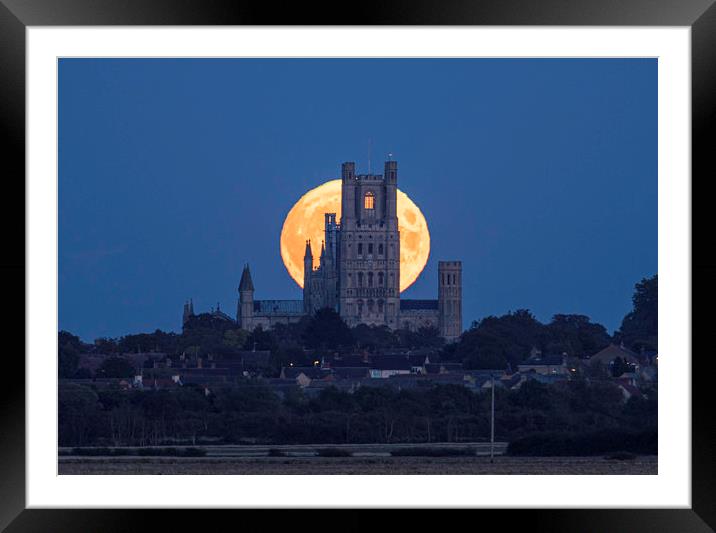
316,447 -> 352,457
390,447 -> 476,457
507,428 -> 657,457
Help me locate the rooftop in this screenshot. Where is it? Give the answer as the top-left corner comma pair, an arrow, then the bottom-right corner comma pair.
254,300 -> 304,315
400,299 -> 439,311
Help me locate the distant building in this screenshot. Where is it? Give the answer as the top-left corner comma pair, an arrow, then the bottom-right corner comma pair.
590,344 -> 641,365
518,354 -> 569,376
185,160 -> 464,342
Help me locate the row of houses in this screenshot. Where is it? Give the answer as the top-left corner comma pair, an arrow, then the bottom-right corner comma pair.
64,343 -> 656,401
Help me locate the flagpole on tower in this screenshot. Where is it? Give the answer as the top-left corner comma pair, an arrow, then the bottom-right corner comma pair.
368,137 -> 372,174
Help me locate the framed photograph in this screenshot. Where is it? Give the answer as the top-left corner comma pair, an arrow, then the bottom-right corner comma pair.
3,0 -> 714,529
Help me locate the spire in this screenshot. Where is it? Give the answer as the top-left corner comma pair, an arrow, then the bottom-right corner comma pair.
304,240 -> 313,260
239,264 -> 254,292
320,240 -> 325,259
189,298 -> 194,315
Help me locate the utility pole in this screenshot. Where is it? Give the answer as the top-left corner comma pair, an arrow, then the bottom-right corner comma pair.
490,374 -> 495,463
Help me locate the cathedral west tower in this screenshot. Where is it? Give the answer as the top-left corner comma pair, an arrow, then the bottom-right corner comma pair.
338,160 -> 400,328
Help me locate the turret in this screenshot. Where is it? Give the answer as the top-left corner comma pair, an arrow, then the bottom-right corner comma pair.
238,264 -> 254,330
303,240 -> 313,313
341,162 -> 357,223
438,261 -> 463,343
384,160 -> 398,223
182,300 -> 193,327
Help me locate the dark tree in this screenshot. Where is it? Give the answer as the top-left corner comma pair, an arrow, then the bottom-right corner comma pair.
58,330 -> 83,378
396,326 -> 445,350
616,275 -> 658,352
610,356 -> 630,378
455,309 -> 546,370
352,324 -> 398,352
93,337 -> 119,354
117,329 -> 181,354
302,308 -> 354,351
243,325 -> 278,352
97,356 -> 136,378
546,314 -> 612,358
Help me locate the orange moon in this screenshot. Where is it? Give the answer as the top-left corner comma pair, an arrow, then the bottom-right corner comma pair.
280,179 -> 430,293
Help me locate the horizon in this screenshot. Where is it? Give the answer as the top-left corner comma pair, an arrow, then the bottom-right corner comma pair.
59,58 -> 657,342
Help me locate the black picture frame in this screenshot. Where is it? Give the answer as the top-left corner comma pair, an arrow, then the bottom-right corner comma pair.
1,1 -> 714,530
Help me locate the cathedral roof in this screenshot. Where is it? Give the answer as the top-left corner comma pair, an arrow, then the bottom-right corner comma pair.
254,300 -> 304,315
400,299 -> 439,311
239,265 -> 254,291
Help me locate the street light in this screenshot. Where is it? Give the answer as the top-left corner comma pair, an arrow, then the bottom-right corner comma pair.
490,374 -> 495,463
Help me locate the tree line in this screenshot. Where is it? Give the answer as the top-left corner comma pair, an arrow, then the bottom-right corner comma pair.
59,377 -> 656,448
59,274 -> 657,378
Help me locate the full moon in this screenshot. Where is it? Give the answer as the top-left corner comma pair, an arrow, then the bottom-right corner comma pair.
280,180 -> 430,293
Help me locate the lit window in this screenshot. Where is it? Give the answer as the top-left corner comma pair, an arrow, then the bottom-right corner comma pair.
364,192 -> 375,209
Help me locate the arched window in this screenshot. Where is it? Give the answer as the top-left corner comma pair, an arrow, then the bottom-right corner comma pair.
378,272 -> 384,286
358,272 -> 364,287
364,191 -> 375,210
368,299 -> 375,313
378,243 -> 384,256
368,272 -> 374,287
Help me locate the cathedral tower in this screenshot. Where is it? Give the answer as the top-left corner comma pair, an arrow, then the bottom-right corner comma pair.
438,261 -> 462,342
182,299 -> 195,327
338,160 -> 400,328
238,264 -> 254,330
303,240 -> 313,313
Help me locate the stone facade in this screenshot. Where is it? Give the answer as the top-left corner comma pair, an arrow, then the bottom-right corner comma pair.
305,161 -> 401,329
186,160 -> 463,341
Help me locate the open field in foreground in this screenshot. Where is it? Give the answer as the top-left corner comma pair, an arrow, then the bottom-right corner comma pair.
59,455 -> 657,475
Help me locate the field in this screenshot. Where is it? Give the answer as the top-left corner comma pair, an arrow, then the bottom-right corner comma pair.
58,443 -> 657,474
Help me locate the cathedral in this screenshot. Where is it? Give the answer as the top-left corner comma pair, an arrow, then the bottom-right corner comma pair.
184,160 -> 463,342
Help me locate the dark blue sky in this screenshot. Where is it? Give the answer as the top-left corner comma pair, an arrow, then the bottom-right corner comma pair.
59,58 -> 657,342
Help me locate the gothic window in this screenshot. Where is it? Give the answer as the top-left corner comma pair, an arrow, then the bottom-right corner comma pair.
358,243 -> 363,255
378,243 -> 384,255
368,272 -> 374,287
364,191 -> 375,210
358,272 -> 364,287
378,299 -> 384,313
347,273 -> 352,287
368,299 -> 375,312
368,243 -> 373,255
378,272 -> 384,286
